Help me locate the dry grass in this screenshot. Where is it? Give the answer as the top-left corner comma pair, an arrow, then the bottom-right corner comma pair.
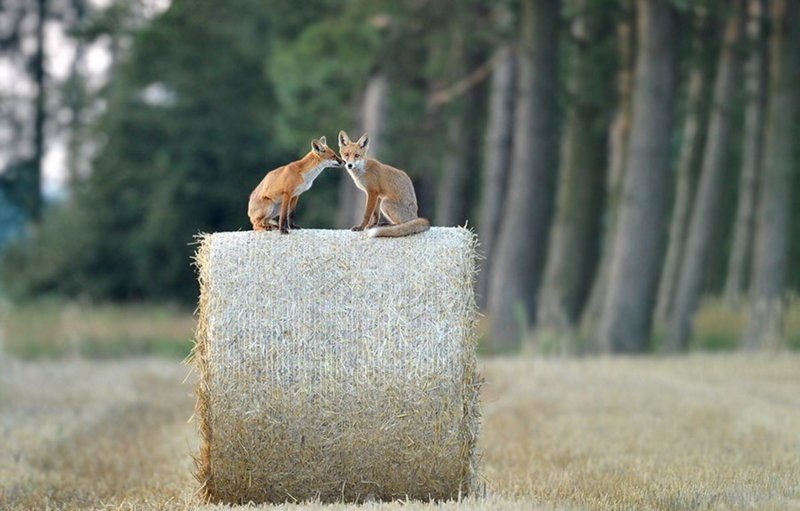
1,354 -> 798,510
0,301 -> 194,359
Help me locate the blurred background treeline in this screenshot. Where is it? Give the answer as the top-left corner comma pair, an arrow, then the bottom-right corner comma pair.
0,0 -> 798,356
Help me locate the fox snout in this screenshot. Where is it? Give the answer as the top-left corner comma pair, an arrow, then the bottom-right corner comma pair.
345,162 -> 355,170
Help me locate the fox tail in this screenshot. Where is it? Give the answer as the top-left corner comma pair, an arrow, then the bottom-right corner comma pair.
367,217 -> 430,238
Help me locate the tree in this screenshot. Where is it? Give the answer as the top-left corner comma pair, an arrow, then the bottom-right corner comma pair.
654,7 -> 713,322
724,0 -> 767,302
3,0 -> 284,301
534,0 -> 614,344
594,0 -> 678,353
0,0 -> 49,220
579,1 -> 634,345
476,41 -> 516,309
487,0 -> 560,349
29,0 -> 47,220
434,29 -> 482,228
743,0 -> 800,349
664,1 -> 743,350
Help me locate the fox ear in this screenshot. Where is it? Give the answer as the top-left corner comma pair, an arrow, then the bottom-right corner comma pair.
356,133 -> 370,150
338,130 -> 351,148
318,136 -> 327,147
311,138 -> 324,153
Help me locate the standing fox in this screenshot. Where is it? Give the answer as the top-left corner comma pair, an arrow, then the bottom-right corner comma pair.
338,130 -> 430,237
248,137 -> 343,234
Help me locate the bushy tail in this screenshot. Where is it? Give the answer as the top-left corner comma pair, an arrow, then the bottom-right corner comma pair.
367,217 -> 430,238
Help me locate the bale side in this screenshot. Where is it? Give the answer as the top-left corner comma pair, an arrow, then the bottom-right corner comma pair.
192,228 -> 481,504
190,234 -> 215,502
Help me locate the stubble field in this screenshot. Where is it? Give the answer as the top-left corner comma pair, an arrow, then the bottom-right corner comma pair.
1,353 -> 798,510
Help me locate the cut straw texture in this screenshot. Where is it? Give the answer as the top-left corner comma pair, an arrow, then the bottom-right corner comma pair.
191,228 -> 481,504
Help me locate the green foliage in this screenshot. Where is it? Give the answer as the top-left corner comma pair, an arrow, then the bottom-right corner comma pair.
270,8 -> 380,149
4,0 -> 287,301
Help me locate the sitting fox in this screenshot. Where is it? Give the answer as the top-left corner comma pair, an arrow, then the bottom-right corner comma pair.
248,137 -> 342,234
338,130 -> 430,237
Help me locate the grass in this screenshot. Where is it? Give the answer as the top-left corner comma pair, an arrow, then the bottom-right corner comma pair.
0,354 -> 798,510
691,296 -> 800,351
0,301 -> 194,360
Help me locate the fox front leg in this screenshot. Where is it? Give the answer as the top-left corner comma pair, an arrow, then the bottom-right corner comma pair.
278,193 -> 291,234
288,195 -> 301,229
366,198 -> 382,228
353,192 -> 378,231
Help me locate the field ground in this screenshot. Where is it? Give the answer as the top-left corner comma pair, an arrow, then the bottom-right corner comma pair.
1,354 -> 798,510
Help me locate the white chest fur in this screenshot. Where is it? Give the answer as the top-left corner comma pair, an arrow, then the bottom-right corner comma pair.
347,167 -> 368,191
293,163 -> 328,196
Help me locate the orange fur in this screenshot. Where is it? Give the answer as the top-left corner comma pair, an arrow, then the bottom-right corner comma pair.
248,138 -> 342,234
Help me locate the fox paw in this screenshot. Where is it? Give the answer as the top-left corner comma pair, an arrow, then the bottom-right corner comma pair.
351,225 -> 364,232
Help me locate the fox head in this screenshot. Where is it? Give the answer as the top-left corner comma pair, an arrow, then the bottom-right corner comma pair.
311,136 -> 344,166
338,130 -> 369,173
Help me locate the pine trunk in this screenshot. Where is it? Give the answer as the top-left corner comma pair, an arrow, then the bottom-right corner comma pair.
665,1 -> 743,351
743,0 -> 800,350
654,12 -> 713,322
579,3 -> 634,346
534,0 -> 611,339
725,0 -> 767,302
594,0 -> 678,353
487,0 -> 560,349
476,45 -> 516,309
27,0 -> 47,220
434,33 -> 479,227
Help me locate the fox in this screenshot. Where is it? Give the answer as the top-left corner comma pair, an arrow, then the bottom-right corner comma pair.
248,137 -> 343,234
337,130 -> 430,238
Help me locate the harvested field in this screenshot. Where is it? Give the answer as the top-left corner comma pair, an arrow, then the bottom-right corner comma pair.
1,354 -> 798,510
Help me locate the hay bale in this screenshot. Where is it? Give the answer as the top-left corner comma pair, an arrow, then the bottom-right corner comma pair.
192,228 -> 481,504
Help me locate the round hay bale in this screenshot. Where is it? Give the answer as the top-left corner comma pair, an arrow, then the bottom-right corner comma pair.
192,228 -> 481,504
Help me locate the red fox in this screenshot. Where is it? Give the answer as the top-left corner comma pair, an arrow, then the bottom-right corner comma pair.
248,137 -> 343,234
338,130 -> 430,237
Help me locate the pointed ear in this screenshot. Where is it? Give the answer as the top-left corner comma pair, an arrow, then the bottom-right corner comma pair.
311,138 -> 324,153
338,130 -> 351,148
356,133 -> 370,150
318,135 -> 327,147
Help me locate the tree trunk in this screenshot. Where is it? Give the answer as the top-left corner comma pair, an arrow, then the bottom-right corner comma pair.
336,74 -> 388,229
665,1 -> 743,351
476,44 -> 516,309
725,0 -> 767,302
487,0 -> 560,350
65,0 -> 89,185
534,0 -> 612,340
27,0 -> 47,220
434,114 -> 472,226
435,32 -> 479,227
654,11 -> 713,323
743,0 -> 800,350
579,2 -> 634,345
594,0 -> 678,353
